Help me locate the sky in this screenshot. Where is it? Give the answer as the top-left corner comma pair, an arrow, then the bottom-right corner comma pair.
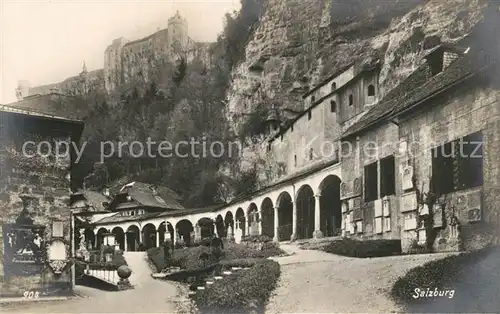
0,0 -> 241,104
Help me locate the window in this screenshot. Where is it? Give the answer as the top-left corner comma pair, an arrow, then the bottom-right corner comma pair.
331,82 -> 337,92
380,155 -> 395,197
431,131 -> 483,195
294,155 -> 297,167
364,162 -> 378,202
131,211 -> 135,216
291,124 -> 294,132
367,85 -> 375,96
308,111 -> 312,120
309,148 -> 314,160
330,100 -> 336,113
348,94 -> 354,106
311,96 -> 316,104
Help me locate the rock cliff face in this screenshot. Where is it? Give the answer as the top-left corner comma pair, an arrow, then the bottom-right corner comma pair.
228,0 -> 486,125
227,0 -> 488,186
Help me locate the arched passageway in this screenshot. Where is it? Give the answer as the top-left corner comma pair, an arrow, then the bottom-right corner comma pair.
296,185 -> 315,239
96,228 -> 107,249
142,223 -> 157,249
247,203 -> 259,236
197,217 -> 214,239
176,219 -> 193,246
158,222 -> 167,245
235,208 -> 246,236
261,197 -> 274,238
126,225 -> 140,251
215,215 -> 225,238
319,175 -> 342,237
224,211 -> 234,238
111,227 -> 125,251
277,192 -> 293,241
84,228 -> 95,250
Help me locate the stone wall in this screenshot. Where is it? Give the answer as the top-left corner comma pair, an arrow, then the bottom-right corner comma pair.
339,72 -> 500,252
398,76 -> 500,252
0,112 -> 82,297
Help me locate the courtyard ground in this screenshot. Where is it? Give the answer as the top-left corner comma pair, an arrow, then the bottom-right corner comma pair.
2,244 -> 475,313
1,252 -> 184,313
265,244 -> 455,313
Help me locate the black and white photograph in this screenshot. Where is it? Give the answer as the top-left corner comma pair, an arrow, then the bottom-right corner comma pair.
0,0 -> 499,313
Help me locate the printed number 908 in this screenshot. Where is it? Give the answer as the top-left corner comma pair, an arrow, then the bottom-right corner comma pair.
23,291 -> 40,299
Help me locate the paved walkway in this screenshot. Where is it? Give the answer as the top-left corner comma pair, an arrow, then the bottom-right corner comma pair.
2,252 -> 182,313
266,244 -> 455,313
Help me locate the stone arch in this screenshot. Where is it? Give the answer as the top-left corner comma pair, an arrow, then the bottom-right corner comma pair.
158,222 -> 167,245
235,207 -> 246,236
224,211 -> 234,238
318,175 -> 342,237
142,223 -> 157,249
215,215 -> 225,238
296,184 -> 315,239
126,225 -> 140,251
197,217 -> 214,239
260,197 -> 274,238
84,228 -> 95,250
176,219 -> 193,246
166,221 -> 175,242
276,191 -> 293,241
247,203 -> 259,236
111,226 -> 125,251
96,227 -> 107,249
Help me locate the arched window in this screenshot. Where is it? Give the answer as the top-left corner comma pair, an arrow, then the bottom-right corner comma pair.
368,84 -> 375,96
311,95 -> 316,104
294,155 -> 297,167
330,100 -> 336,113
308,111 -> 312,120
331,82 -> 337,92
309,148 -> 314,160
349,94 -> 354,106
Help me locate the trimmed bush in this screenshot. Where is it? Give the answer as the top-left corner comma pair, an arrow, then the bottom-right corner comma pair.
147,242 -> 284,273
322,237 -> 401,258
195,259 -> 280,313
391,245 -> 496,307
241,234 -> 273,243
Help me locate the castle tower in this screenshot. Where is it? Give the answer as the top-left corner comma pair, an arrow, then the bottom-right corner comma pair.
167,10 -> 188,56
15,80 -> 30,101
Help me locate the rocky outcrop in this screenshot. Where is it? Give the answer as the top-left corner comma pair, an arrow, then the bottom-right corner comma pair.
227,0 -> 487,128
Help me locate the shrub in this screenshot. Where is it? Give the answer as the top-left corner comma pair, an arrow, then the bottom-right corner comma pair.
195,259 -> 280,313
241,234 -> 273,243
322,237 -> 401,258
391,245 -> 496,307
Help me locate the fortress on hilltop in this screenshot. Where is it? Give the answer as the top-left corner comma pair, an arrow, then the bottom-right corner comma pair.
15,11 -> 211,100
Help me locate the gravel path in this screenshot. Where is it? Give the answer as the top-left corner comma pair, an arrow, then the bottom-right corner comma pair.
2,252 -> 181,313
266,244 -> 455,313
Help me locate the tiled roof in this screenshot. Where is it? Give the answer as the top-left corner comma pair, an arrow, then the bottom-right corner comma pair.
342,49 -> 492,139
127,182 -> 184,210
0,102 -> 83,124
93,205 -> 224,225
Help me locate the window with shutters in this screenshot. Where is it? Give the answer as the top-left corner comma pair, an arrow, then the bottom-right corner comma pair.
364,162 -> 378,202
380,155 -> 395,197
431,131 -> 483,195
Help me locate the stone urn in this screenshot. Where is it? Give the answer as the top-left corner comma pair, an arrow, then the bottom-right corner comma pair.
117,265 -> 133,290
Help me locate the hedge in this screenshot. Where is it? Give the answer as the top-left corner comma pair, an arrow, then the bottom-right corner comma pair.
391,245 -> 496,307
322,237 -> 401,258
194,259 -> 281,313
147,242 -> 284,273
